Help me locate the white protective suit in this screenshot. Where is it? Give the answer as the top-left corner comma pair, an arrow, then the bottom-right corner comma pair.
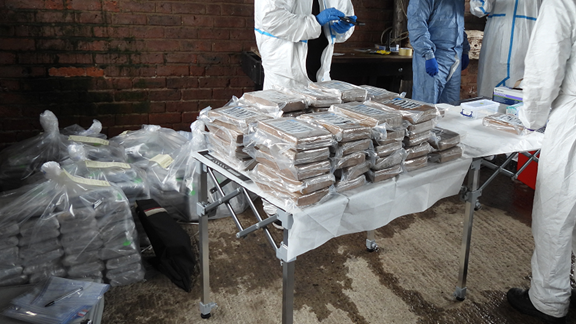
518,0 -> 576,318
254,0 -> 355,90
470,0 -> 542,99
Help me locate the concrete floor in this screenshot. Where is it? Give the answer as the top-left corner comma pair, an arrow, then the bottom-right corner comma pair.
102,166 -> 576,324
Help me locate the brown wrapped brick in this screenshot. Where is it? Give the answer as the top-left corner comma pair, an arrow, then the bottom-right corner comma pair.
331,151 -> 366,170
429,146 -> 463,163
406,119 -> 436,135
257,118 -> 334,151
403,131 -> 432,147
254,148 -> 331,180
207,132 -> 250,159
255,163 -> 334,195
367,98 -> 439,123
242,89 -> 307,112
310,80 -> 368,102
404,155 -> 428,172
360,85 -> 399,100
332,138 -> 372,156
367,164 -> 403,182
254,181 -> 330,207
206,122 -> 244,144
257,145 -> 330,165
371,149 -> 404,170
206,105 -> 270,133
298,112 -> 371,142
405,142 -> 432,160
482,113 -> 526,135
429,127 -> 461,151
334,161 -> 370,180
374,141 -> 402,157
335,174 -> 367,193
329,102 -> 403,129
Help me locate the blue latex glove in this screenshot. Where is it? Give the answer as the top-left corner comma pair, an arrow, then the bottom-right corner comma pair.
425,58 -> 438,77
331,16 -> 356,34
461,53 -> 469,70
316,8 -> 345,26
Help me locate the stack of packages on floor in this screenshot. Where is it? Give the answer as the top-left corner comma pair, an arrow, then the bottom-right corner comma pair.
0,161 -> 144,287
365,96 -> 441,171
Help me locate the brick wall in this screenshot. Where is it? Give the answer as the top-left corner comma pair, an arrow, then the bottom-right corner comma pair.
0,0 -> 481,150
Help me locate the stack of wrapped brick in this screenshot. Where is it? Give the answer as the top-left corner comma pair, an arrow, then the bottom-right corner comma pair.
0,221 -> 24,286
297,111 -> 372,192
366,97 -> 440,172
200,104 -> 272,171
247,117 -> 336,208
241,89 -> 308,117
329,102 -> 405,183
428,127 -> 463,163
280,84 -> 342,113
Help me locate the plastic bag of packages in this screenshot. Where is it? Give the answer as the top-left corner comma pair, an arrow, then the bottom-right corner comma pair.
0,161 -> 144,287
0,110 -> 70,192
109,124 -> 189,169
61,119 -> 107,139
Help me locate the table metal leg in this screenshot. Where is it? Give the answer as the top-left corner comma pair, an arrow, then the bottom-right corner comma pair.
198,163 -> 217,318
455,158 -> 482,301
366,230 -> 379,252
277,211 -> 296,324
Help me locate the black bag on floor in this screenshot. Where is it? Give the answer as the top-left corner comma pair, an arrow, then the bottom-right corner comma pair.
135,199 -> 196,292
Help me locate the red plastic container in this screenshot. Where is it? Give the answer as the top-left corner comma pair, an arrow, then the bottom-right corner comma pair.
517,151 -> 539,190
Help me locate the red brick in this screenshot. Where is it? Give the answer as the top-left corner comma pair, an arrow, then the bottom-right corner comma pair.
149,89 -> 181,101
214,18 -> 246,29
77,40 -> 109,52
198,29 -> 229,40
205,66 -> 230,77
5,0 -> 43,9
165,53 -> 197,64
0,25 -> 14,37
167,77 -> 198,89
112,78 -> 132,89
137,66 -> 157,77
157,65 -> 189,76
114,90 -> 147,102
111,13 -> 146,25
189,66 -> 205,76
0,66 -> 31,77
182,15 -> 213,28
0,105 -> 22,118
212,41 -> 243,52
115,114 -> 148,126
230,76 -> 254,88
166,101 -> 198,112
165,27 -> 198,40
197,53 -> 229,65
149,102 -> 165,113
133,77 -> 166,89
0,80 -> 20,91
206,5 -> 221,15
120,1 -> 155,13
0,93 -> 36,105
30,67 -> 47,77
0,38 -> 35,51
49,67 -> 86,77
230,29 -> 255,40
69,0 -> 102,11
149,112 -> 181,125
97,102 -> 134,115
86,67 -> 105,77
131,26 -> 164,39
221,4 -> 253,17
36,11 -> 74,23
129,53 -> 162,65
170,3 -> 205,14
45,0 -> 64,10
0,52 -> 16,64
76,11 -> 104,24
103,0 -> 119,12
213,88 -> 242,100
146,39 -> 180,51
148,15 -> 181,26
180,40 -> 211,52
199,77 -> 230,88
57,53 -> 79,64
107,26 -> 131,38
182,111 -> 200,123
182,89 -> 212,100
156,2 -> 171,14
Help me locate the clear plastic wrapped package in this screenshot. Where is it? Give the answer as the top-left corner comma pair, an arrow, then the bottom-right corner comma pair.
109,124 -> 188,168
252,163 -> 334,195
64,141 -> 127,163
241,89 -> 307,113
482,113 -> 529,135
428,127 -> 461,151
334,161 -> 370,182
368,149 -> 406,171
331,151 -> 366,170
329,102 -> 403,130
200,104 -> 272,135
335,174 -> 367,193
375,129 -> 406,145
0,110 -> 69,191
280,85 -> 342,108
404,155 -> 429,172
0,161 -> 144,287
360,85 -> 399,100
374,141 -> 403,157
257,145 -> 330,165
365,97 -> 440,124
297,111 -> 372,142
403,131 -> 432,147
253,118 -> 335,151
310,80 -> 368,102
254,148 -> 331,180
332,138 -> 372,157
367,164 -> 403,182
405,119 -> 437,136
429,146 -> 463,163
207,132 -> 251,160
405,142 -> 433,160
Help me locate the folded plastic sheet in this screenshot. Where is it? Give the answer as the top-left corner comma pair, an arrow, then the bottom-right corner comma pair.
252,163 -> 334,195
429,146 -> 463,163
297,111 -> 372,142
429,127 -> 461,151
365,97 -> 440,124
436,105 -> 543,158
310,80 -> 368,102
241,89 -> 307,113
359,85 -> 399,100
0,162 -> 143,287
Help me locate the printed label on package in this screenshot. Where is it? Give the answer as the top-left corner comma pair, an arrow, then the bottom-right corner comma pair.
68,135 -> 109,146
344,104 -> 389,117
85,161 -> 131,169
64,170 -> 110,187
221,106 -> 260,119
380,99 -> 422,110
150,154 -> 174,169
267,118 -> 317,134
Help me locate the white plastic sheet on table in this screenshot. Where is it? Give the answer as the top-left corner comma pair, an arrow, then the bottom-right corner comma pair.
436,104 -> 544,158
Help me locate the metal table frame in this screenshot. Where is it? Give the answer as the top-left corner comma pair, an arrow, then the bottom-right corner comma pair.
454,150 -> 540,300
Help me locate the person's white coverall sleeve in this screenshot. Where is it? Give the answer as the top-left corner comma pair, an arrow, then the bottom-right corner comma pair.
259,0 -> 321,42
407,0 -> 436,60
519,1 -> 572,130
470,0 -> 494,17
